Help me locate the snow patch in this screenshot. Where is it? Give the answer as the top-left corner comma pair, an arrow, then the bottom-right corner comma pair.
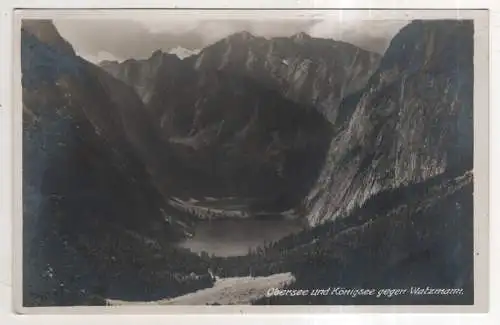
169,46 -> 200,60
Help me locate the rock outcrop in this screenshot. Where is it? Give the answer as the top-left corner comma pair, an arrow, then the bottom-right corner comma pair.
100,51 -> 183,104
22,20 -> 210,306
21,18 -> 476,306
305,20 -> 474,225
101,32 -> 381,123
190,32 -> 381,122
146,67 -> 333,210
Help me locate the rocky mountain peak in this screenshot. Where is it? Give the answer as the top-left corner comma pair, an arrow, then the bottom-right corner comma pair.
22,20 -> 198,305
376,20 -> 473,83
151,49 -> 165,58
227,30 -> 257,42
292,31 -> 312,42
21,20 -> 75,56
22,17 -> 475,306
149,49 -> 181,65
188,32 -> 381,123
305,19 -> 473,225
98,48 -> 183,104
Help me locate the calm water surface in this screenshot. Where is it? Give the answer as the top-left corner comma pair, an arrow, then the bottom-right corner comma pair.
178,218 -> 304,257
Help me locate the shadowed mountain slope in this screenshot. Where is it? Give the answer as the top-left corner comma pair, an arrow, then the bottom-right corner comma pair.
22,20 -> 212,306
305,20 -> 474,225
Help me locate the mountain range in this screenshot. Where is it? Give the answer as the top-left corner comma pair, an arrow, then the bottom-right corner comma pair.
21,18 -> 474,306
100,31 -> 381,122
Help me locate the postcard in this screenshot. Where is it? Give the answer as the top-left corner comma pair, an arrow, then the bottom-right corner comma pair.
10,8 -> 489,314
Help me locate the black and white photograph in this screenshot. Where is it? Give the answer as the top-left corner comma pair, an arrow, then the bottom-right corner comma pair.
14,8 -> 488,310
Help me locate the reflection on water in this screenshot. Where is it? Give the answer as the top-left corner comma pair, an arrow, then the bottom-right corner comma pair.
178,218 -> 304,257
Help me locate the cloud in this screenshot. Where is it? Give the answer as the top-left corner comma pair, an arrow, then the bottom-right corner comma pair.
80,51 -> 122,64
307,19 -> 409,53
54,18 -> 320,63
53,16 -> 408,63
54,19 -> 205,62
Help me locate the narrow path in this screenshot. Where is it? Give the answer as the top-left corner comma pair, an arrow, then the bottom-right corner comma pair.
106,272 -> 295,305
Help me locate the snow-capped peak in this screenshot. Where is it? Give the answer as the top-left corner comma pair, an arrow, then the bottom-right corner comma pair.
169,46 -> 200,60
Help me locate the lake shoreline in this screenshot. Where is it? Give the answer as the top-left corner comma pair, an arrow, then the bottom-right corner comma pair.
177,217 -> 306,257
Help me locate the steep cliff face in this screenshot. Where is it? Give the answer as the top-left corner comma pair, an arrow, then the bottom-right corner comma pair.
94,33 -> 381,207
42,28 -> 343,213
146,66 -> 333,209
100,51 -> 184,104
22,21 -> 207,306
102,32 -> 380,122
21,18 -> 476,306
22,19 -> 75,55
305,20 -> 474,225
189,32 -> 380,122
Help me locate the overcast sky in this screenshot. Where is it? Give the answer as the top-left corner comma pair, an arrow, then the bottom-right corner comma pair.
53,15 -> 409,63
